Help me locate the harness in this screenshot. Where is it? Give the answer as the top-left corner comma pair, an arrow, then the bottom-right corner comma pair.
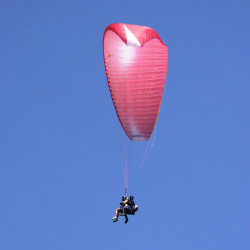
120,204 -> 138,216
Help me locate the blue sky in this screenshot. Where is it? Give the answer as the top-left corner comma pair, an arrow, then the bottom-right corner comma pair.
0,0 -> 249,249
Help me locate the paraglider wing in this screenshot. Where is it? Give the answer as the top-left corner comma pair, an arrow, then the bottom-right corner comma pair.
103,23 -> 168,141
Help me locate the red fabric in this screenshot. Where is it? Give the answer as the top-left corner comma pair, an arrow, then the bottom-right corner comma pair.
103,23 -> 168,141
103,23 -> 165,47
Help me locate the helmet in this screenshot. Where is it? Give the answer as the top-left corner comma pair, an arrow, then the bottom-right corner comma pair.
122,196 -> 127,201
129,195 -> 134,200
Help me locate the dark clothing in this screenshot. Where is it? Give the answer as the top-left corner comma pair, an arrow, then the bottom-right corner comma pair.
128,200 -> 135,209
124,200 -> 135,214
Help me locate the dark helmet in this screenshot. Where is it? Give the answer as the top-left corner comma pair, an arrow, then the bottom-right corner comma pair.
129,195 -> 134,200
122,196 -> 127,201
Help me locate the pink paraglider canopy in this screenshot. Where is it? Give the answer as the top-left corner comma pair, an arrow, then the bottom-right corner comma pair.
103,23 -> 168,141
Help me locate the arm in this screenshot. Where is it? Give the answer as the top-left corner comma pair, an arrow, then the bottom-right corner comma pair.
120,199 -> 129,205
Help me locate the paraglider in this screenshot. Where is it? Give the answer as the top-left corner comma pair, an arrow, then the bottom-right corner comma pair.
103,23 -> 168,223
112,195 -> 138,223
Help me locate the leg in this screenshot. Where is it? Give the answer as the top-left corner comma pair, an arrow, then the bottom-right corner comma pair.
115,208 -> 121,218
124,213 -> 128,224
112,208 -> 121,222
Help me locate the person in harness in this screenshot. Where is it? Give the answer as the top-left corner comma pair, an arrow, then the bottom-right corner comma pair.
112,196 -> 128,223
112,195 -> 138,223
125,195 -> 136,214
